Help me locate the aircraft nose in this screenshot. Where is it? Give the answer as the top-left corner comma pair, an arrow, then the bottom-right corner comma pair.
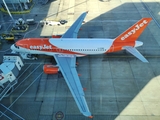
11,44 -> 15,51
11,44 -> 18,52
135,41 -> 143,47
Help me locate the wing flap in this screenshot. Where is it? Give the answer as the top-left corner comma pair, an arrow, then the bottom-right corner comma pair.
54,54 -> 92,117
123,46 -> 148,63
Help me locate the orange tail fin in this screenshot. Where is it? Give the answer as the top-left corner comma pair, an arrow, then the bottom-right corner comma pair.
114,18 -> 152,42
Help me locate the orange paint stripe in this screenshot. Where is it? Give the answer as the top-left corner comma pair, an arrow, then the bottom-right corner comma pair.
16,38 -> 86,55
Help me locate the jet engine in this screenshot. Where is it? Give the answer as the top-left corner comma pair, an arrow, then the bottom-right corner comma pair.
43,64 -> 59,74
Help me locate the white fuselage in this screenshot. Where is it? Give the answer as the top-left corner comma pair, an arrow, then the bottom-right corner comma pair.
11,38 -> 142,57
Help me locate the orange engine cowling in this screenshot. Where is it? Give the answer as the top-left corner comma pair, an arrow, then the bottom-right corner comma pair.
43,64 -> 59,74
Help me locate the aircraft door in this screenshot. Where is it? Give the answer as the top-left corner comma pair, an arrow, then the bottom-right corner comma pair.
23,44 -> 30,53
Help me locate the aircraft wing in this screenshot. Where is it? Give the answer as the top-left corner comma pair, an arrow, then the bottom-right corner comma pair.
54,54 -> 92,117
61,12 -> 88,38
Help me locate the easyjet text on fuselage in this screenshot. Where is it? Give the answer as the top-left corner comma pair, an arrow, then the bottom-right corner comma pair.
30,45 -> 52,50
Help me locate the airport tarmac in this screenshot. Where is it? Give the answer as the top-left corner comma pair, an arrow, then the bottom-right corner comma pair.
1,0 -> 160,120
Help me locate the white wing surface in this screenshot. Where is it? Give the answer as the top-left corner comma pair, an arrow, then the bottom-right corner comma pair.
54,54 -> 92,117
61,12 -> 88,38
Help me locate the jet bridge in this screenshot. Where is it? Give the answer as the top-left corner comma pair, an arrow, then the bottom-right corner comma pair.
0,54 -> 24,101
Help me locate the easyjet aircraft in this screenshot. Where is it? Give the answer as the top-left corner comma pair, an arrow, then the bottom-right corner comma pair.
11,12 -> 152,118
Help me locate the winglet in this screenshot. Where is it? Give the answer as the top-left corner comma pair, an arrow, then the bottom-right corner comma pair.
114,18 -> 152,43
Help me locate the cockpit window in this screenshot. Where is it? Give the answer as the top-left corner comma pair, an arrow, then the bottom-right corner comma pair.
0,69 -> 2,73
14,44 -> 19,49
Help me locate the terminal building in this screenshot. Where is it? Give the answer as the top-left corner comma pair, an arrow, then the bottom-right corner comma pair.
0,0 -> 34,14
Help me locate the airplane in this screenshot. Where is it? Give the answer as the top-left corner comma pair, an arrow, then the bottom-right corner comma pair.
11,12 -> 152,118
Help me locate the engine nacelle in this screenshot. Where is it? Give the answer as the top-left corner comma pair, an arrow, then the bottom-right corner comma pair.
43,64 -> 59,74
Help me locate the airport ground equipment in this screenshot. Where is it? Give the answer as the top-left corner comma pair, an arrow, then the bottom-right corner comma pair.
59,20 -> 68,25
0,54 -> 24,101
40,19 -> 67,26
17,52 -> 38,60
11,18 -> 29,32
0,33 -> 14,41
0,33 -> 22,41
26,19 -> 36,25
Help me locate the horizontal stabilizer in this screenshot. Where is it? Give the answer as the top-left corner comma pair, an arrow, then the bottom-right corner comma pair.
123,46 -> 148,63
